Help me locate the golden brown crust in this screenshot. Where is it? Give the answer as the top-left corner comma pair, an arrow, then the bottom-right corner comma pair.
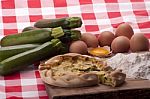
40,69 -> 99,87
39,53 -> 126,87
110,70 -> 126,87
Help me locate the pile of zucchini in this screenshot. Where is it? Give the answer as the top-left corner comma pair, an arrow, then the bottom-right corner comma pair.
0,17 -> 82,75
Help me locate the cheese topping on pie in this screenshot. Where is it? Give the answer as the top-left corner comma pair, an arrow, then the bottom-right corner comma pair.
39,53 -> 126,87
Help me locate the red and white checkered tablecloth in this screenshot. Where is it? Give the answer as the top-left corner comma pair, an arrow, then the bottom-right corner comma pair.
0,0 -> 150,99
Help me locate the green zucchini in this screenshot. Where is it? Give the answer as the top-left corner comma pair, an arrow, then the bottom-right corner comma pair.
0,44 -> 40,62
34,17 -> 82,29
1,27 -> 64,47
22,26 -> 39,32
59,29 -> 81,43
1,27 -> 81,47
0,39 -> 62,75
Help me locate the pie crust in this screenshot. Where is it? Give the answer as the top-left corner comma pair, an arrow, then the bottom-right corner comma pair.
39,53 -> 126,87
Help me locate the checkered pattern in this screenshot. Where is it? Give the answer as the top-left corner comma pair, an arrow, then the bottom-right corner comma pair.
0,0 -> 150,99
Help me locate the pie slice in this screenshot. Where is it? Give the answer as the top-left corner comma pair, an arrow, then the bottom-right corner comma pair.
39,53 -> 126,88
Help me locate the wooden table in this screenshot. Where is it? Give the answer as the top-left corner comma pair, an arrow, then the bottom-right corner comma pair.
45,79 -> 150,99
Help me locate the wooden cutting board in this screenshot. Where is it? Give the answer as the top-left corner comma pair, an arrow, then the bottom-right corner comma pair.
45,79 -> 150,99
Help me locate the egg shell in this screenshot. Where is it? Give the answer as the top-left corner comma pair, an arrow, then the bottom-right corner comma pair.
130,33 -> 149,52
69,40 -> 88,54
115,23 -> 134,39
81,33 -> 99,48
98,31 -> 115,47
111,36 -> 130,53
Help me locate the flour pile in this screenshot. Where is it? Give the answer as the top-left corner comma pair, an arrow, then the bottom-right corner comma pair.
107,52 -> 150,80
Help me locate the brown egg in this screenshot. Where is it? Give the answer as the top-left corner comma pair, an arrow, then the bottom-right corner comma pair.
111,36 -> 130,53
115,23 -> 134,39
69,40 -> 88,54
98,31 -> 115,46
81,33 -> 98,48
130,33 -> 149,52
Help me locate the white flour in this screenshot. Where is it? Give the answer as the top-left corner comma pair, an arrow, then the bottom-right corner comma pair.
106,52 -> 150,80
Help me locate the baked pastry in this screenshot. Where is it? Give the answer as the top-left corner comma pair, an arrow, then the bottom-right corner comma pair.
39,53 -> 126,87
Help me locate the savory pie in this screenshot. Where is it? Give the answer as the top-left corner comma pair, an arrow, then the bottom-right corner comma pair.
39,53 -> 126,88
